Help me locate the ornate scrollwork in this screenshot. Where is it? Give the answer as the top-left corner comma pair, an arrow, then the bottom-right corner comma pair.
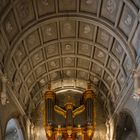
54,105 -> 66,118
72,105 -> 85,118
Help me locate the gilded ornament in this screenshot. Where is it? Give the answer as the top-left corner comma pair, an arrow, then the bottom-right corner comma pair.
72,105 -> 85,118
45,126 -> 53,137
54,105 -> 66,118
44,90 -> 55,100
67,126 -> 72,137
87,126 -> 93,138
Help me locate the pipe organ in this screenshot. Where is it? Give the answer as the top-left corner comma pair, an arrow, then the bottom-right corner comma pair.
44,84 -> 96,140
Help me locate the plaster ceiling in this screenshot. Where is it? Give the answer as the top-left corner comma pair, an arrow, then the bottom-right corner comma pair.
0,0 -> 140,115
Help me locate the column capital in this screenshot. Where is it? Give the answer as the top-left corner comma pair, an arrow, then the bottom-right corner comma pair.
83,83 -> 96,101
43,83 -> 55,100
44,90 -> 55,100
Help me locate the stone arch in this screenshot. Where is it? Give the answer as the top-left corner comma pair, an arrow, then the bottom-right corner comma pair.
0,124 -> 2,140
115,110 -> 138,140
5,118 -> 24,140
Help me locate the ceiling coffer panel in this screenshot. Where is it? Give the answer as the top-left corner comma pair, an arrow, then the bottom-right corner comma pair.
101,0 -> 121,23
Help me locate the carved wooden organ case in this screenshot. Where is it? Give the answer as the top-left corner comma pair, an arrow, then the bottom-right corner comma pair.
44,84 -> 96,140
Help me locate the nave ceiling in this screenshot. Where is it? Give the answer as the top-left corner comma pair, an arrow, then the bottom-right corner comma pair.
0,0 -> 140,117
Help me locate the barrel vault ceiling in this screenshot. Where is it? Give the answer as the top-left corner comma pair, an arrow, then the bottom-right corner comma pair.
0,0 -> 140,115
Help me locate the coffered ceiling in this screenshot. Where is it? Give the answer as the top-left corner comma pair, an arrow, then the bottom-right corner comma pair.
0,0 -> 140,115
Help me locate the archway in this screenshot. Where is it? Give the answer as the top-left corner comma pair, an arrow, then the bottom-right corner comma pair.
5,118 -> 24,140
0,126 -> 2,140
116,112 -> 138,140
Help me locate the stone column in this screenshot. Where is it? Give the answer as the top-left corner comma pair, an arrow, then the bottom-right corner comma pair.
133,69 -> 140,95
106,120 -> 110,140
19,116 -> 28,140
15,119 -> 24,140
0,126 -> 2,140
26,118 -> 32,140
0,74 -> 8,105
30,123 -> 35,140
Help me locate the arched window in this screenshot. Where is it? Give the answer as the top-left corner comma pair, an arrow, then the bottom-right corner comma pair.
0,127 -> 2,140
5,118 -> 24,140
116,112 -> 138,140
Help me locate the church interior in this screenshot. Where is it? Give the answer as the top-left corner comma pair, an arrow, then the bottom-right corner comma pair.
0,0 -> 140,139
